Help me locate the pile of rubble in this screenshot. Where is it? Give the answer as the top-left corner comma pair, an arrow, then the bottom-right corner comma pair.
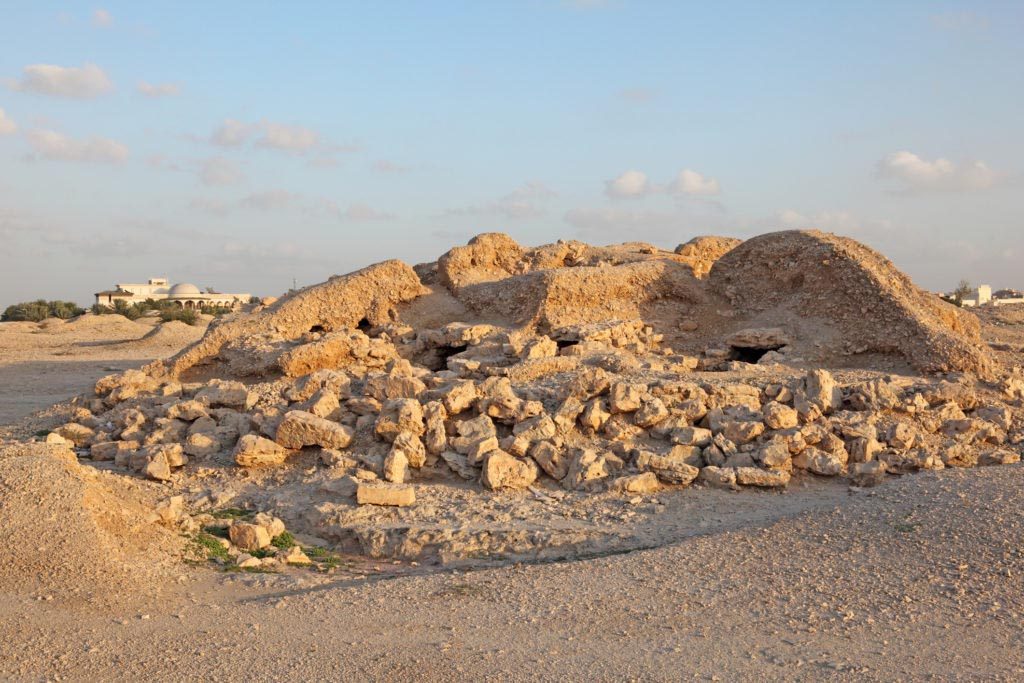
39,230 -> 1024,560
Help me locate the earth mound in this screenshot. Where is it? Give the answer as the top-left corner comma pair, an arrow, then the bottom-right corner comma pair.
0,443 -> 184,605
708,231 -> 995,376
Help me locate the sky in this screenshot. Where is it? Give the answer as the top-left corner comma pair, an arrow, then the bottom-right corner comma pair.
0,1 -> 1022,306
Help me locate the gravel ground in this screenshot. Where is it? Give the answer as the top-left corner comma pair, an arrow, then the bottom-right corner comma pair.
1,464 -> 1022,681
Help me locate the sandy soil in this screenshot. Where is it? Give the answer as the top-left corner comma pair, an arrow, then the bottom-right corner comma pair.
0,315 -> 205,428
1,311 -> 1023,680
1,465 -> 1022,681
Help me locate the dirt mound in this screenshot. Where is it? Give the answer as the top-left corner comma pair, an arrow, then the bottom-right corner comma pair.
0,443 -> 184,606
149,260 -> 426,380
63,313 -> 151,336
708,231 -> 995,376
136,320 -> 206,347
0,321 -> 40,333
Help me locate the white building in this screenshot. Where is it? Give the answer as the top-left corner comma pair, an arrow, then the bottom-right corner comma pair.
959,284 -> 1024,308
95,277 -> 251,310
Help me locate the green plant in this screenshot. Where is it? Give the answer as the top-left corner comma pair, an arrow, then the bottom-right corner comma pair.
159,307 -> 198,325
2,299 -> 85,322
271,531 -> 296,549
208,507 -> 253,520
193,532 -> 230,561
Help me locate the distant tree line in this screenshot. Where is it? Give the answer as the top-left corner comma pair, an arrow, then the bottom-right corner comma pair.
1,299 -> 85,322
91,298 -> 233,325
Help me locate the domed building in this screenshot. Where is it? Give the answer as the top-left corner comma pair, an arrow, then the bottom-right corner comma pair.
94,277 -> 251,310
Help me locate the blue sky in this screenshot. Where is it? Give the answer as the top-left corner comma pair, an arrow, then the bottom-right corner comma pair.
1,1 -> 1021,304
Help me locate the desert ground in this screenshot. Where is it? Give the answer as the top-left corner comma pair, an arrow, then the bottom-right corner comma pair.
2,231 -> 1023,681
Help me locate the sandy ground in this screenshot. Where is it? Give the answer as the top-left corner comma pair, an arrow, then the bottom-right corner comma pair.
1,314 -> 1023,680
0,315 -> 205,429
1,466 -> 1022,681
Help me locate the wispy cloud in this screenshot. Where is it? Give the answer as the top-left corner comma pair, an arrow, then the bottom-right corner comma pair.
446,181 -> 558,219
91,8 -> 113,27
206,118 -> 352,158
194,189 -> 394,221
371,159 -> 411,174
876,150 -> 998,193
137,80 -> 181,98
199,157 -> 244,186
5,63 -> 113,99
25,129 -> 128,163
0,108 -> 16,135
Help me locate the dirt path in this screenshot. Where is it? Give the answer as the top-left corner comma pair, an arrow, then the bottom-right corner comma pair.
2,465 -> 1022,681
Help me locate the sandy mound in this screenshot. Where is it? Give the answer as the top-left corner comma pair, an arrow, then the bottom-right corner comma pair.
0,444 -> 184,606
133,320 -> 207,348
707,231 -> 995,376
62,313 -> 152,336
0,321 -> 40,333
149,260 -> 426,380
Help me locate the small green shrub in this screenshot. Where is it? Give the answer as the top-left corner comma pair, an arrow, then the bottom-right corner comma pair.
159,307 -> 198,325
271,531 -> 296,549
2,299 -> 85,322
193,532 -> 230,561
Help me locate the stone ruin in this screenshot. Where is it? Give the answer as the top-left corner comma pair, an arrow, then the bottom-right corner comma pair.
46,230 -> 1024,561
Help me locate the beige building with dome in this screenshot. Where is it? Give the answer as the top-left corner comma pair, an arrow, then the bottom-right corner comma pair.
94,277 -> 251,310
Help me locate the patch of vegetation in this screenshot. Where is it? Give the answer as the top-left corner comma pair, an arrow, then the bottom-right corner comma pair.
892,521 -> 920,533
2,299 -> 85,322
249,548 -> 276,559
201,524 -> 230,539
34,429 -> 51,438
305,545 -> 345,571
91,297 -> 228,326
225,564 -> 279,574
193,532 -> 230,562
271,531 -> 296,549
207,507 -> 254,520
159,307 -> 198,325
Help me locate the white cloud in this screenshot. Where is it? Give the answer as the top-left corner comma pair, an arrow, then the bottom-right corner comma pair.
674,169 -> 720,196
606,168 -> 720,198
240,189 -> 296,211
6,63 -> 113,98
208,119 -> 325,154
199,157 -> 244,186
0,108 -> 16,135
92,8 -> 113,27
137,81 -> 181,98
605,170 -> 650,198
26,129 -> 128,163
447,182 -> 558,219
371,159 -> 410,173
190,197 -> 232,216
257,122 -> 319,152
210,119 -> 252,147
877,150 -> 997,192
